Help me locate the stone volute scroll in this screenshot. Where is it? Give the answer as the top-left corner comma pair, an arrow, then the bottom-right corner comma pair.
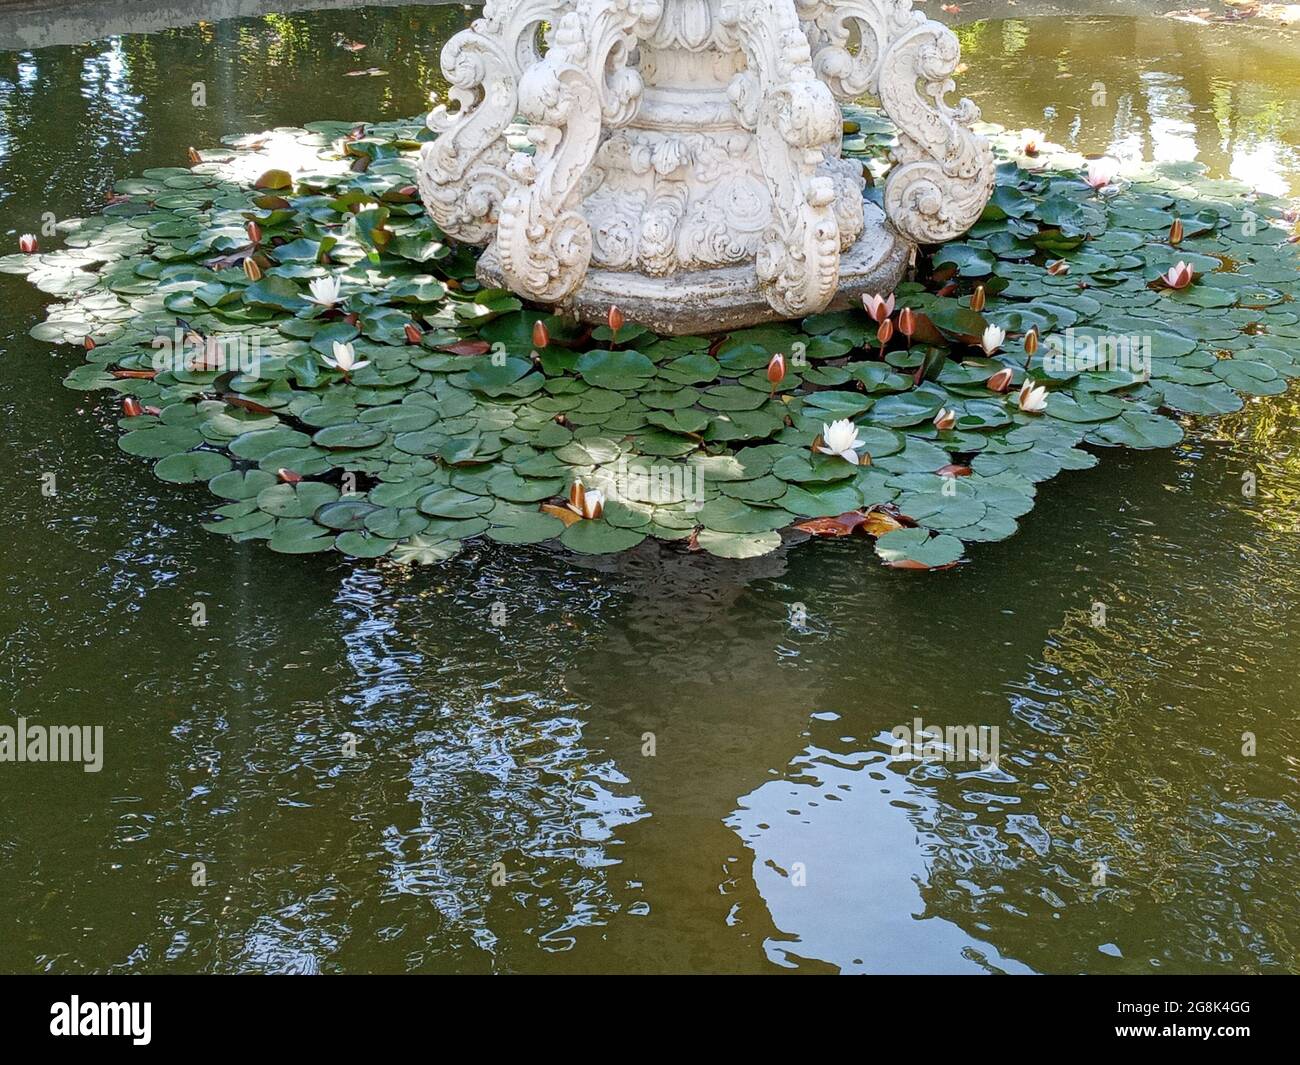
419,0 -> 995,334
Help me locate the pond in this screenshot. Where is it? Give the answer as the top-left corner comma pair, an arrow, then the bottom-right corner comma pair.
1,2 -> 1298,974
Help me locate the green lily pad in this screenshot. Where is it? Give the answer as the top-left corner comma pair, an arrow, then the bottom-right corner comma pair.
874,528 -> 964,568
390,535 -> 463,564
695,529 -> 782,559
558,520 -> 647,554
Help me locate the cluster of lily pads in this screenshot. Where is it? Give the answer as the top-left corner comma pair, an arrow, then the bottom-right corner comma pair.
3,108 -> 1298,566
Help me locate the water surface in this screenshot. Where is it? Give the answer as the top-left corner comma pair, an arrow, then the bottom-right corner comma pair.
1,6 -> 1298,973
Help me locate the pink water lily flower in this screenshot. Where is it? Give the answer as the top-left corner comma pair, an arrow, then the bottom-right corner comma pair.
1161,261 -> 1195,289
1085,157 -> 1119,190
862,292 -> 895,323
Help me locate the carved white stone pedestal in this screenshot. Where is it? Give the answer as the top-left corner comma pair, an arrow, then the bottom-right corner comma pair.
419,0 -> 994,334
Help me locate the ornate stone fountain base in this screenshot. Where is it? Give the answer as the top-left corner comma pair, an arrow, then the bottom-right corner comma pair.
420,0 -> 993,335
478,203 -> 911,334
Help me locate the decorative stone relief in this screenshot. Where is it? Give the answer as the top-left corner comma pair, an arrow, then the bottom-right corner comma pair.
420,0 -> 994,331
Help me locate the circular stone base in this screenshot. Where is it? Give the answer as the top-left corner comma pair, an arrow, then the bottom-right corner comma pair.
476,205 -> 914,336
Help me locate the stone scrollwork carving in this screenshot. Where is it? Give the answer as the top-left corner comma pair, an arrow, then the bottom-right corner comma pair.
720,0 -> 844,318
496,0 -> 664,303
419,0 -> 992,332
418,0 -> 561,246
798,0 -> 996,245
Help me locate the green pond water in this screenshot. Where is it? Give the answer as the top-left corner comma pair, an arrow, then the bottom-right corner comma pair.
1,5 -> 1299,973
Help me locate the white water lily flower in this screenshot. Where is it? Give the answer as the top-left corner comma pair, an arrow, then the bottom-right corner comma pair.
323,340 -> 369,374
981,324 -> 1006,355
1085,156 -> 1119,190
306,275 -> 343,307
816,418 -> 864,464
581,489 -> 605,521
1017,381 -> 1049,413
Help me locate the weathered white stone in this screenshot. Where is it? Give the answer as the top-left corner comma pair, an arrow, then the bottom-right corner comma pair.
420,0 -> 994,334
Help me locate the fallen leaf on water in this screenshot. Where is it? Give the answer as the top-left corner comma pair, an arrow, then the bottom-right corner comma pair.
884,558 -> 952,571
540,503 -> 583,527
253,169 -> 292,191
438,340 -> 491,356
222,394 -> 277,415
862,509 -> 911,537
793,512 -> 869,537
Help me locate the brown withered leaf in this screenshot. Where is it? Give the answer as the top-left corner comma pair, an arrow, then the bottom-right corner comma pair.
221,394 -> 277,415
438,340 -> 491,356
540,503 -> 583,527
253,169 -> 292,191
205,245 -> 256,270
861,511 -> 908,537
793,511 -> 869,537
907,312 -> 950,347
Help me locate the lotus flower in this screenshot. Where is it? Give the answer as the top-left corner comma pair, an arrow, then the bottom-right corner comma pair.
877,318 -> 895,346
1047,259 -> 1070,276
277,468 -> 303,484
767,352 -> 786,387
1085,157 -> 1119,190
242,257 -> 262,282
323,340 -> 369,374
981,324 -> 1006,355
18,233 -> 37,253
933,408 -> 957,431
122,397 -> 144,418
607,305 -> 624,335
306,275 -> 343,308
404,322 -> 422,344
816,418 -> 865,464
862,292 -> 895,323
1161,261 -> 1195,290
1169,218 -> 1184,245
987,367 -> 1014,393
246,221 -> 262,244
1024,327 -> 1040,358
1017,381 -> 1049,413
532,319 -> 550,349
970,285 -> 986,312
